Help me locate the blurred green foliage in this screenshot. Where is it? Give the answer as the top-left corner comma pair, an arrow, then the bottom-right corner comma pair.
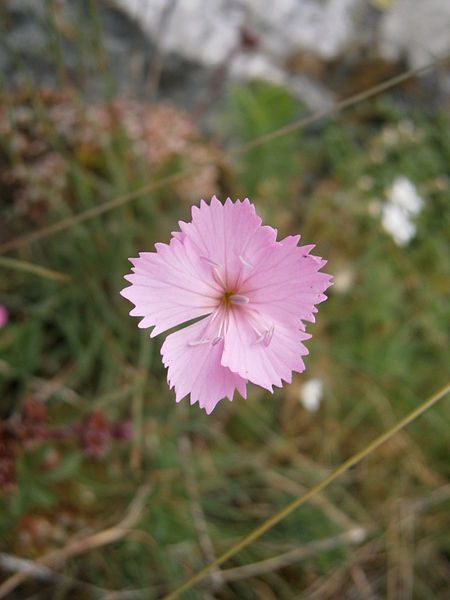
0,73 -> 449,600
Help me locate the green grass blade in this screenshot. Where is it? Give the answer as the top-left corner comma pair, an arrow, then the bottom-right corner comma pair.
0,256 -> 71,283
163,382 -> 450,599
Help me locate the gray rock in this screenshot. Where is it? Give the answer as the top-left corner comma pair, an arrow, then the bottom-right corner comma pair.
112,0 -> 364,107
113,0 -> 365,66
111,0 -> 449,108
1,0 -> 447,110
379,0 -> 450,68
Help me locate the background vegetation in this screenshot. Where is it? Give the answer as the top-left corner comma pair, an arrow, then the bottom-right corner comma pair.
0,3 -> 449,599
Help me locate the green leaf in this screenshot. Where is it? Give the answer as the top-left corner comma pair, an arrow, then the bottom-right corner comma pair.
43,451 -> 82,483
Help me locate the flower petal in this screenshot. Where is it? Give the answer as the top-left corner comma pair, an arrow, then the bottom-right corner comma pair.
120,236 -> 221,336
239,236 -> 332,326
161,315 -> 247,414
221,307 -> 311,392
178,196 -> 277,290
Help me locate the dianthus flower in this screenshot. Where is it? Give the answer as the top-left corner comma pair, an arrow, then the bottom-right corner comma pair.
121,197 -> 331,413
0,305 -> 8,328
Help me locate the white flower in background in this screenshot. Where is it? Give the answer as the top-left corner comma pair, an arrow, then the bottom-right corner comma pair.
388,176 -> 423,213
381,176 -> 424,246
299,378 -> 323,412
381,204 -> 416,246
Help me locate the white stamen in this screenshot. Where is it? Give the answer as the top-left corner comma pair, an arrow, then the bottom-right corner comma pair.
254,333 -> 266,345
248,313 -> 275,346
217,318 -> 225,337
239,255 -> 253,268
188,338 -> 210,346
209,306 -> 222,324
263,325 -> 275,347
249,320 -> 264,341
230,294 -> 250,305
213,267 -> 226,288
250,321 -> 262,335
200,256 -> 220,267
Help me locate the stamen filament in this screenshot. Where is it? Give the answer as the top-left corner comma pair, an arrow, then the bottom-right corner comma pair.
246,309 -> 275,346
254,333 -> 266,345
188,338 -> 210,346
213,267 -> 226,288
200,256 -> 220,267
264,325 -> 275,347
239,255 -> 253,268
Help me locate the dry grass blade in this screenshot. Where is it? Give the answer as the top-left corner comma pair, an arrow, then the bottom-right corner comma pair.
0,55 -> 448,256
0,256 -> 71,283
219,527 -> 368,583
298,540 -> 383,600
0,484 -> 151,599
179,436 -> 223,591
227,58 -> 448,156
162,382 -> 450,599
0,169 -> 194,254
0,552 -> 113,597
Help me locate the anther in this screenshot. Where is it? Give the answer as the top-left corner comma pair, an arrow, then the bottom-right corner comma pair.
212,336 -> 223,346
229,294 -> 250,305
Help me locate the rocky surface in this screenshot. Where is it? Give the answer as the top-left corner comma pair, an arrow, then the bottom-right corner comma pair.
114,0 -> 365,66
379,0 -> 450,68
1,0 -> 449,109
112,0 -> 450,106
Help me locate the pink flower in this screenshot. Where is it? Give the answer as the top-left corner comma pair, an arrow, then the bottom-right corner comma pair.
121,197 -> 331,414
0,305 -> 8,328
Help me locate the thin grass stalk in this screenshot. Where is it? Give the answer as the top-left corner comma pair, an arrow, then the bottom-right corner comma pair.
0,256 -> 71,283
1,55 -> 448,255
162,382 -> 450,599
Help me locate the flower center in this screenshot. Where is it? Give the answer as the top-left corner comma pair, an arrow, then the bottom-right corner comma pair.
225,292 -> 249,306
188,256 -> 274,348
